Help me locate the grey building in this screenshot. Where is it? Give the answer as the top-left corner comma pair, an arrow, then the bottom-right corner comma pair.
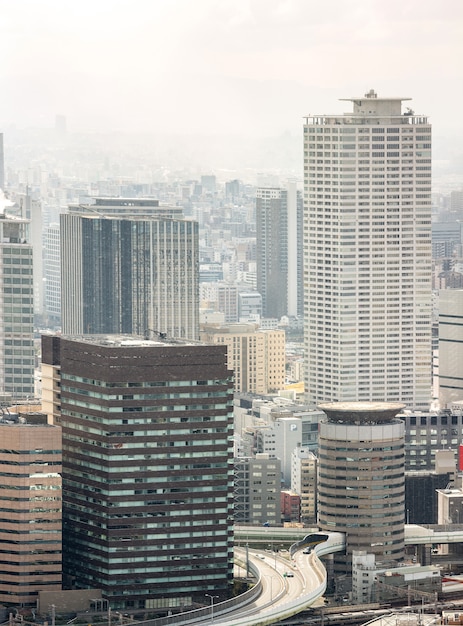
0,212 -> 34,397
439,289 -> 463,408
400,409 -> 463,471
60,198 -> 199,340
238,291 -> 262,322
234,454 -> 281,525
44,223 -> 61,325
256,183 -> 303,319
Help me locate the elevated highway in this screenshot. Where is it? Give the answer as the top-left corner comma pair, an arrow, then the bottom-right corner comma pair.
110,526 -> 463,626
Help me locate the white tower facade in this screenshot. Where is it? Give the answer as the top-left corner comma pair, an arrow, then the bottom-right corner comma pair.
304,90 -> 432,410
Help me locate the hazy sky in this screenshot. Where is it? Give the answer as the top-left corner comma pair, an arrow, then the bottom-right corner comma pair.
1,0 -> 463,137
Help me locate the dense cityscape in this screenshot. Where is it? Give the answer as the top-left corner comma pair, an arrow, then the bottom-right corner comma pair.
1,2 -> 463,626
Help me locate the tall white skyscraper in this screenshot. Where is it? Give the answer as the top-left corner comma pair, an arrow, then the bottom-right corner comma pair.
304,90 -> 432,410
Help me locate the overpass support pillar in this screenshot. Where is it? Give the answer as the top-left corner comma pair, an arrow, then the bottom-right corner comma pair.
417,544 -> 432,566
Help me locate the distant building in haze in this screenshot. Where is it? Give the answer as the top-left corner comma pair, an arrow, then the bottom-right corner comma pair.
256,182 -> 303,319
44,223 -> 61,326
0,133 -> 4,190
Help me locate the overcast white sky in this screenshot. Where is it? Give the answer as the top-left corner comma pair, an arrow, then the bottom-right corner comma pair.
1,0 -> 463,137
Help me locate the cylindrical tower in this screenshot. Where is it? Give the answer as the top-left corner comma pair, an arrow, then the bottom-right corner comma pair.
318,402 -> 405,573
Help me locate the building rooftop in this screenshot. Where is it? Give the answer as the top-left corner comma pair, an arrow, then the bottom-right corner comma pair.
339,88 -> 412,103
60,333 -> 203,348
319,401 -> 406,423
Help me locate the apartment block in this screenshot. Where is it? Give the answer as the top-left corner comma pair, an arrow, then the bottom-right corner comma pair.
200,323 -> 285,394
304,90 -> 432,410
0,419 -> 62,605
234,454 -> 281,525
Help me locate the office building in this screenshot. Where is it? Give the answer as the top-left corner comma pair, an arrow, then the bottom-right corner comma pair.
318,402 -> 405,574
401,408 -> 463,472
41,334 -> 234,609
238,291 -> 262,322
44,223 -> 61,326
291,446 -> 317,524
0,418 -> 62,605
200,282 -> 238,323
0,212 -> 35,397
234,454 -> 281,525
280,490 -> 300,523
60,198 -> 199,340
439,290 -> 463,408
405,470 -> 454,525
0,133 -> 4,191
256,182 -> 303,319
304,90 -> 432,410
200,323 -> 285,394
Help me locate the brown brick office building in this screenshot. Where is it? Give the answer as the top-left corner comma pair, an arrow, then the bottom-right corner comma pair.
0,420 -> 62,605
41,334 -> 234,611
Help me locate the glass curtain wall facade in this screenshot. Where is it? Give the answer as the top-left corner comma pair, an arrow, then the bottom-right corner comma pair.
61,212 -> 199,340
0,214 -> 34,397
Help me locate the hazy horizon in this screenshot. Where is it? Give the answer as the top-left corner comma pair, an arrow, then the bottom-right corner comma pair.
1,0 -> 463,139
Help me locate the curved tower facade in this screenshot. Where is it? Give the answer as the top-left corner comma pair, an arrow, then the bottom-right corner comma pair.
318,402 -> 405,571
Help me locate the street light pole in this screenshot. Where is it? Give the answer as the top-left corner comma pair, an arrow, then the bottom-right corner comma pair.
205,594 -> 219,624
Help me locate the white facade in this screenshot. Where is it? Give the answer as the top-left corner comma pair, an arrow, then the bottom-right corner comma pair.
291,446 -> 317,523
274,417 -> 302,486
439,289 -> 463,408
304,90 -> 432,410
44,223 -> 61,323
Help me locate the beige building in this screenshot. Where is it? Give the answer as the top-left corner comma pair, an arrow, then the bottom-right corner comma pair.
200,323 -> 285,394
439,289 -> 463,408
291,446 -> 317,524
0,420 -> 62,605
